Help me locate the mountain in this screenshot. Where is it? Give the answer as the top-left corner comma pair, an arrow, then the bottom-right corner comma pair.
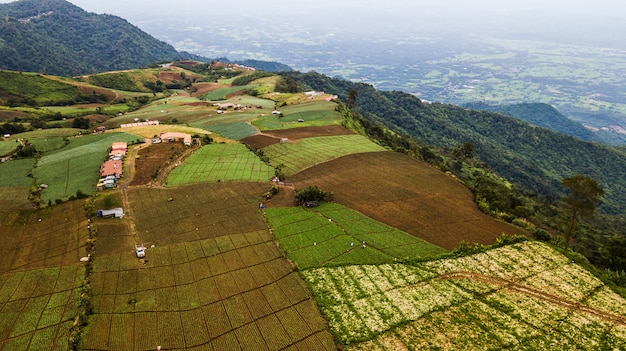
279,71 -> 626,218
0,0 -> 189,75
462,102 -> 602,142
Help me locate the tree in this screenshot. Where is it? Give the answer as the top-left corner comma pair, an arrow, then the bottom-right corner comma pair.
71,117 -> 90,129
560,174 -> 604,248
347,88 -> 358,110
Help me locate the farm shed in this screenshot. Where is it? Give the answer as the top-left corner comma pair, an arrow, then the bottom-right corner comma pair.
160,132 -> 192,146
97,208 -> 124,218
101,160 -> 122,178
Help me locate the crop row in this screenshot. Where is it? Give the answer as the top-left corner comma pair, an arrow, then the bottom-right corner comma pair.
166,143 -> 274,186
266,203 -> 445,268
0,265 -> 83,349
302,241 -> 626,348
262,135 -> 386,175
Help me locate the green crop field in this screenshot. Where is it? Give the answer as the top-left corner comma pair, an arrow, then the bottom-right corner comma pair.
266,203 -> 446,269
253,101 -> 343,130
262,135 -> 386,175
201,85 -> 257,101
34,132 -> 141,203
166,143 -> 274,186
300,241 -> 626,349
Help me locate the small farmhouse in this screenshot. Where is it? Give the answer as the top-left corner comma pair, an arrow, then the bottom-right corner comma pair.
101,160 -> 122,179
160,132 -> 192,146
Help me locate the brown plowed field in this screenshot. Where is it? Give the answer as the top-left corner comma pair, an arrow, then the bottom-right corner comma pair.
285,151 -> 527,249
130,143 -> 187,186
242,125 -> 355,149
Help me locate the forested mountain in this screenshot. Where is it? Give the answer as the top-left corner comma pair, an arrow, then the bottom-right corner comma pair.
0,0 -> 189,75
279,71 -> 626,218
463,102 -> 603,142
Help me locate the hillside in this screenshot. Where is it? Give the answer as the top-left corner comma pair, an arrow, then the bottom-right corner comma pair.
463,102 -> 601,142
1,66 -> 626,350
0,0 -> 187,75
279,71 -> 626,219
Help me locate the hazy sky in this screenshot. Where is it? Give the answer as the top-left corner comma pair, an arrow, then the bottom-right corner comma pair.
1,0 -> 625,47
1,0 -> 624,18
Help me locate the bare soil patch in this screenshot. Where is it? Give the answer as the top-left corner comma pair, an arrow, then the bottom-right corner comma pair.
241,134 -> 281,149
130,142 -> 187,186
285,151 -> 527,249
0,110 -> 31,121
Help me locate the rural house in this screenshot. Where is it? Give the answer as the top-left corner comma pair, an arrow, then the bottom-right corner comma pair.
160,132 -> 192,146
100,160 -> 122,179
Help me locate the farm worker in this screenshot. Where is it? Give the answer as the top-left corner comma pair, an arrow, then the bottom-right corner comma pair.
157,346 -> 161,351
350,242 -> 354,247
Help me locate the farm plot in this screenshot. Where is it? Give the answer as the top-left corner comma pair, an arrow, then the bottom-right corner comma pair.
166,143 -> 274,186
287,151 -> 526,249
0,201 -> 88,350
0,200 -> 89,274
34,132 -> 141,203
300,241 -> 626,349
128,182 -> 272,246
191,111 -> 261,140
82,230 -> 335,350
0,264 -> 83,351
263,135 -> 386,175
266,203 -> 446,269
253,101 -> 342,130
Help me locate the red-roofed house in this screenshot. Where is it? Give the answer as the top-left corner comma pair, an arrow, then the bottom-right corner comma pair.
101,160 -> 122,178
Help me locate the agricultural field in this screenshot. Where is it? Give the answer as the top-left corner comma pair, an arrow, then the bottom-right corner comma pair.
300,241 -> 626,349
253,101 -> 343,130
34,132 -> 142,203
265,203 -> 447,269
79,182 -> 336,350
166,143 -> 275,186
287,151 -> 525,249
0,200 -> 89,350
262,134 -> 386,175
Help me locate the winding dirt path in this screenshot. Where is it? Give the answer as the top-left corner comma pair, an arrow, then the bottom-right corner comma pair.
440,271 -> 626,325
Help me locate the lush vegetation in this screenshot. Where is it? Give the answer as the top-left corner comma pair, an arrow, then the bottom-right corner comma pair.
0,0 -> 187,75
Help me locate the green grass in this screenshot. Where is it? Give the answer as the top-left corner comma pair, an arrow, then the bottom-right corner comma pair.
266,203 -> 446,269
263,135 -> 386,175
166,143 -> 275,186
0,141 -> 17,156
0,71 -> 81,104
203,123 -> 258,140
0,158 -> 35,187
201,85 -> 257,101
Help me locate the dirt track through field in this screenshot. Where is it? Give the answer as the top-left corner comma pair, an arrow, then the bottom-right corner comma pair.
440,271 -> 626,326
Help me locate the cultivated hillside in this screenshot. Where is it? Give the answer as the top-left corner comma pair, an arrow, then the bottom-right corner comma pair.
1,66 -> 626,350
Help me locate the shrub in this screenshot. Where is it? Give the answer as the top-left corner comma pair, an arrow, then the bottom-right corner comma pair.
294,185 -> 334,206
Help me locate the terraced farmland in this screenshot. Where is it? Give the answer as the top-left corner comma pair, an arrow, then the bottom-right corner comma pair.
266,203 -> 446,269
300,241 -> 626,349
263,134 -> 386,175
165,143 -> 275,186
0,201 -> 89,350
80,182 -> 336,350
